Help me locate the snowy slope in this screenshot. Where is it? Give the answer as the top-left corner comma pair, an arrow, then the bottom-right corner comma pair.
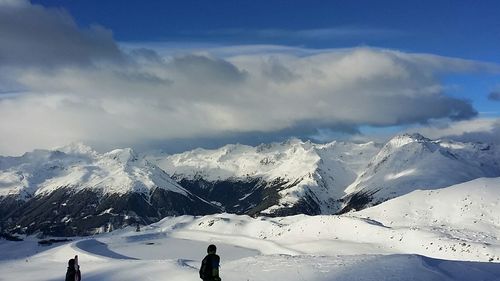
342,134 -> 500,210
4,237 -> 498,281
354,177 -> 500,239
2,175 -> 500,281
156,139 -> 380,215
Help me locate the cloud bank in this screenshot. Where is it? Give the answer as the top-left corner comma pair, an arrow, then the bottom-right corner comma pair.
408,118 -> 500,145
0,1 -> 498,155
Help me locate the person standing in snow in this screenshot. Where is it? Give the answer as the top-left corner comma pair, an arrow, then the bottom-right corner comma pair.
199,244 -> 221,281
65,256 -> 81,281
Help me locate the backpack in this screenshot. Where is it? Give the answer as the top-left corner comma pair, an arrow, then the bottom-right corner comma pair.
199,255 -> 212,279
200,254 -> 220,280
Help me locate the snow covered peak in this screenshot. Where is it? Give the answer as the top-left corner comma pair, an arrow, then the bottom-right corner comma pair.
158,139 -> 377,181
157,139 -> 325,181
104,148 -> 139,165
343,134 -> 500,210
385,133 -> 430,149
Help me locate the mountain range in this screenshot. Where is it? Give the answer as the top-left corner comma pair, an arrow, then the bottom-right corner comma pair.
0,133 -> 499,236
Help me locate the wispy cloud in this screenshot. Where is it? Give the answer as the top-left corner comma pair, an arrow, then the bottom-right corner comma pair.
163,27 -> 404,47
199,27 -> 402,40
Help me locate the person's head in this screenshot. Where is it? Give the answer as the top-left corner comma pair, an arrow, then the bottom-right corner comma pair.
68,258 -> 75,267
207,244 -> 217,254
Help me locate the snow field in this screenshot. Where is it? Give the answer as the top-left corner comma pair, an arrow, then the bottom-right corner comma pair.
2,177 -> 500,280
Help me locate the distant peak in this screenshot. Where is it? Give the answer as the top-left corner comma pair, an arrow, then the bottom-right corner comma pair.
56,142 -> 96,156
105,147 -> 139,163
399,133 -> 428,140
387,133 -> 430,148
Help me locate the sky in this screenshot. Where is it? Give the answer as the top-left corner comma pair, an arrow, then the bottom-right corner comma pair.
1,0 -> 499,155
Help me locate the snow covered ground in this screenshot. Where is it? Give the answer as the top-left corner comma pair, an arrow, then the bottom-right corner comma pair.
2,177 -> 500,280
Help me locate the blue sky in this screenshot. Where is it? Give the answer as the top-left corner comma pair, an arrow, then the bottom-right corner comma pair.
0,0 -> 499,154
32,0 -> 500,61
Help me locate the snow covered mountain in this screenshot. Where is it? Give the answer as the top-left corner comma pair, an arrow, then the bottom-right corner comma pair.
155,138 -> 381,215
341,133 -> 500,212
0,144 -> 219,236
1,133 -> 499,236
155,133 -> 500,216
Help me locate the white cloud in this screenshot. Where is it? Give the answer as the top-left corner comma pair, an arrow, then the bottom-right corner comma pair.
0,1 -> 499,155
408,118 -> 500,144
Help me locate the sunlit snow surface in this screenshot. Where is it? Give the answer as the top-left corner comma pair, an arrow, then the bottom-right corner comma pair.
2,177 -> 500,281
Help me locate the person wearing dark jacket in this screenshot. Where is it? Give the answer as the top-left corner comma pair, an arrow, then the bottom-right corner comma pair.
65,258 -> 81,281
199,244 -> 221,281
